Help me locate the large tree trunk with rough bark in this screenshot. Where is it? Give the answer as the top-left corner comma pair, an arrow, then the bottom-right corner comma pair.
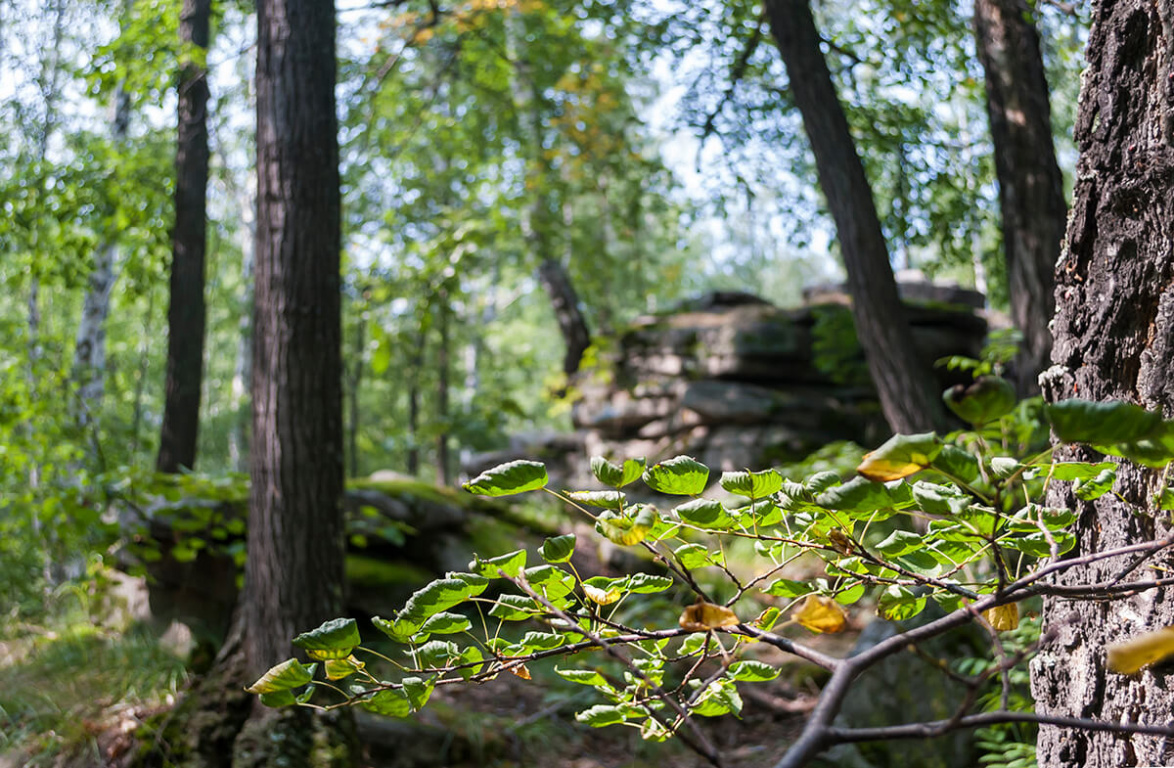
763,0 -> 946,434
157,0 -> 211,474
1031,1 -> 1174,765
973,0 -> 1064,396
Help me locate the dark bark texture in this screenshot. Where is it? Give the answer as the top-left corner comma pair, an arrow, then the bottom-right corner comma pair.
973,0 -> 1064,396
157,0 -> 211,474
537,256 -> 591,377
245,0 -> 346,685
1031,0 -> 1174,765
763,0 -> 946,434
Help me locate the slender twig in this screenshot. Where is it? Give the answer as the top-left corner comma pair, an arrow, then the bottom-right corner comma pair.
826,711 -> 1174,743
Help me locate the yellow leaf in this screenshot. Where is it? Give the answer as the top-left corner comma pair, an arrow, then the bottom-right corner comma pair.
983,603 -> 1020,631
584,584 -> 623,605
856,452 -> 924,482
792,595 -> 847,634
1107,626 -> 1174,674
678,602 -> 740,631
509,663 -> 532,681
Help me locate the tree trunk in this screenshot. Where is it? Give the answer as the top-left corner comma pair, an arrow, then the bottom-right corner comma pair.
241,0 -> 353,759
537,256 -> 591,377
973,0 -> 1064,396
228,183 -> 255,473
1031,1 -> 1174,765
347,308 -> 364,479
436,296 -> 451,485
407,330 -> 421,476
763,0 -> 946,434
74,3 -> 132,433
157,0 -> 211,474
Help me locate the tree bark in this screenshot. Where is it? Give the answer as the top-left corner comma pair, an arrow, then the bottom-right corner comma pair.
244,0 -> 350,747
1031,1 -> 1174,765
436,296 -> 451,485
157,0 -> 211,474
973,0 -> 1064,396
74,0 -> 133,433
537,256 -> 591,377
763,0 -> 946,434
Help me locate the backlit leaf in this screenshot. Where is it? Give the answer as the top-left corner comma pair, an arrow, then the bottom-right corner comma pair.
463,460 -> 548,496
246,658 -> 315,694
983,603 -> 1020,631
591,456 -> 646,488
679,602 -> 739,631
292,618 -> 361,660
857,433 -> 942,482
720,469 -> 783,498
1107,626 -> 1174,674
643,455 -> 709,495
540,534 -> 576,564
792,595 -> 847,633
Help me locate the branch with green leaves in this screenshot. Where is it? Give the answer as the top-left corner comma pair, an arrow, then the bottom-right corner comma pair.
247,382 -> 1174,767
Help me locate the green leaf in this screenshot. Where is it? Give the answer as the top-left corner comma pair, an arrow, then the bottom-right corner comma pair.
519,631 -> 565,651
595,505 -> 657,546
1074,468 -> 1116,501
627,573 -> 674,594
417,640 -> 460,669
857,433 -> 942,482
419,612 -> 472,635
764,578 -> 814,598
524,565 -> 576,600
567,490 -> 626,510
912,482 -> 971,517
362,688 -> 411,717
720,469 -> 783,498
445,571 -> 490,597
470,549 -> 527,579
259,690 -> 298,708
834,581 -> 866,605
324,656 -> 365,681
402,676 -> 434,711
556,667 -> 610,687
877,585 -> 927,621
806,471 -> 842,495
674,543 -> 711,569
673,498 -> 734,530
943,376 -> 1016,426
576,704 -> 627,727
1045,461 -> 1116,481
728,660 -> 780,682
1046,400 -> 1162,444
488,594 -> 539,621
457,646 -> 484,680
642,455 -> 709,495
371,616 -> 420,644
246,659 -> 316,694
401,579 -> 476,621
540,534 -> 576,564
816,476 -> 910,514
292,618 -> 361,660
747,499 -> 783,527
691,678 -> 743,718
874,530 -> 923,558
989,457 -> 1022,479
591,456 -> 646,488
931,445 -> 980,483
463,460 -> 548,496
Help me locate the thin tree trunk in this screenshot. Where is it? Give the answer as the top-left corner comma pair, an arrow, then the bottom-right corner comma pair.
436,296 -> 450,486
228,184 -> 255,473
973,0 -> 1064,396
347,309 -> 364,478
537,256 -> 591,377
407,328 -> 422,476
1031,1 -> 1174,765
157,0 -> 211,473
763,0 -> 946,434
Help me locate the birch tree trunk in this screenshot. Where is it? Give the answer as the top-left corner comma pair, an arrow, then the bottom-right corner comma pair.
1031,1 -> 1174,764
